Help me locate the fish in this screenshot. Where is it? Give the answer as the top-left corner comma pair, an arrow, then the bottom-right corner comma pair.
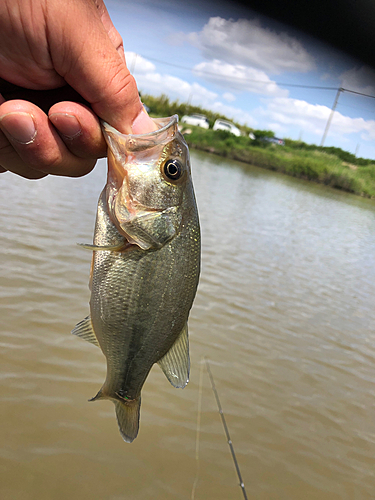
72,115 -> 200,443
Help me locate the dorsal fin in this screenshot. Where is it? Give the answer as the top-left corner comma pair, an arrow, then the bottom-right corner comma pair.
72,315 -> 100,347
157,323 -> 190,388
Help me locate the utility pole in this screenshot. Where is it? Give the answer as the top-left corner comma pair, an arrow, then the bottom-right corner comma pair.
320,87 -> 343,147
186,91 -> 193,113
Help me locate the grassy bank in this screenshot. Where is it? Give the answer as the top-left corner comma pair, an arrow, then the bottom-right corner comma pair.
141,93 -> 375,198
184,127 -> 375,198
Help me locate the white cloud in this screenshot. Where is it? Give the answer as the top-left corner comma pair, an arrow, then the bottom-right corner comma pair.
259,97 -> 375,141
126,53 -> 218,103
126,53 -> 375,146
193,60 -> 288,97
136,71 -> 256,126
188,17 -> 316,74
223,92 -> 236,102
125,52 -> 156,73
267,122 -> 286,135
125,54 -> 257,126
135,71 -> 218,104
340,66 -> 375,95
261,98 -> 330,134
209,101 -> 257,127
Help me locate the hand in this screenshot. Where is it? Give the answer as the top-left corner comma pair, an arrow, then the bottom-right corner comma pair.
0,0 -> 155,179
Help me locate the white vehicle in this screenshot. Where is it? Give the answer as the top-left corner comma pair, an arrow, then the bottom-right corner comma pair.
213,119 -> 241,137
181,114 -> 209,129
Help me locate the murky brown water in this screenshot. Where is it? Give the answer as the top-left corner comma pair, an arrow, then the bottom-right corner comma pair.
1,150 -> 375,499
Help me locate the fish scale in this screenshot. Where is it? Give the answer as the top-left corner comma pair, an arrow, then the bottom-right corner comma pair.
73,115 -> 200,442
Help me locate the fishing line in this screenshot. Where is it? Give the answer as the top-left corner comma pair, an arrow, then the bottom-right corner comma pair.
205,357 -> 249,500
191,357 -> 204,500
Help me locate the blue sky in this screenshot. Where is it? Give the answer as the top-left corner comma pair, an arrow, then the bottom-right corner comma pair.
106,0 -> 375,159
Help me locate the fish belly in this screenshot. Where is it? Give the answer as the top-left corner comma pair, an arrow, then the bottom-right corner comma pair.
90,189 -> 199,398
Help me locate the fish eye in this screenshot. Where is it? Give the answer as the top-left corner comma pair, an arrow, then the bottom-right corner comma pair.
163,159 -> 183,181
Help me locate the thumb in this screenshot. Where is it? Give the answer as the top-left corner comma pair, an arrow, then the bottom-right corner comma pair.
47,0 -> 155,135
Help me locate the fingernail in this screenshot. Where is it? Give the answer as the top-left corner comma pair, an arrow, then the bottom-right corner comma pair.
49,113 -> 82,139
0,112 -> 36,144
132,109 -> 158,135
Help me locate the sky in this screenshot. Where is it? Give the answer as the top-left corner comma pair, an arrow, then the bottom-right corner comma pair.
106,0 -> 375,159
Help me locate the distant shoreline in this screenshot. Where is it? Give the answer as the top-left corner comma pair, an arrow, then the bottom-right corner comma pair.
182,127 -> 375,199
141,93 -> 375,199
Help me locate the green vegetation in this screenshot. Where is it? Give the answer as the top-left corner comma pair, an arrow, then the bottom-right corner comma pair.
141,93 -> 232,129
142,93 -> 375,198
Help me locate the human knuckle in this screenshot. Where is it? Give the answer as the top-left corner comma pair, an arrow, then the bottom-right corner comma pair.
108,66 -> 137,100
109,27 -> 123,51
0,133 -> 15,162
29,146 -> 63,173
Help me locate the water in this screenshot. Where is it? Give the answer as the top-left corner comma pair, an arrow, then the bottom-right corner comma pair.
1,150 -> 375,499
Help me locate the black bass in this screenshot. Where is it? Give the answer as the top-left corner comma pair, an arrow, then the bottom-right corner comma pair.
73,115 -> 200,443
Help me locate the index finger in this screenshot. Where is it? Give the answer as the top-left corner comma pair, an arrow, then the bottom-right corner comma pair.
46,0 -> 155,135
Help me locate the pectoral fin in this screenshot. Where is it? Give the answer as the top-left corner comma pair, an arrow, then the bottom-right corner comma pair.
158,323 -> 190,388
72,315 -> 100,347
77,242 -> 126,251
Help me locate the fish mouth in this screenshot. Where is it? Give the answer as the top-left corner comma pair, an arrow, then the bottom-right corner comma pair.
101,116 -> 183,251
101,115 -> 179,155
102,114 -> 181,208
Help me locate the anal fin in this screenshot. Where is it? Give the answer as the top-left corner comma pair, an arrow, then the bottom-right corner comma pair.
72,315 -> 100,347
158,323 -> 190,388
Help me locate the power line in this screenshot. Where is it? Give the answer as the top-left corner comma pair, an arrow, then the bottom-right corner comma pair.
140,55 -> 337,91
320,87 -> 375,146
134,53 -> 375,98
342,88 -> 375,99
134,52 -> 375,145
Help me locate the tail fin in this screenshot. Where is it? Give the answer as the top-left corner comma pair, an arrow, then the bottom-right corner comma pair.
114,396 -> 141,443
89,389 -> 141,443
